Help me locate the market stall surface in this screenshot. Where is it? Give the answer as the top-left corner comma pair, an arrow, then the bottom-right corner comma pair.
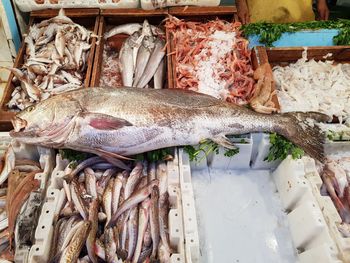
192,168 -> 297,263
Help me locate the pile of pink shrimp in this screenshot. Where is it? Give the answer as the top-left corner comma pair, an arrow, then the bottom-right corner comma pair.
166,16 -> 255,105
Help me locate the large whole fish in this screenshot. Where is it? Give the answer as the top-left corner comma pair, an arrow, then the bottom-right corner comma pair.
10,87 -> 328,162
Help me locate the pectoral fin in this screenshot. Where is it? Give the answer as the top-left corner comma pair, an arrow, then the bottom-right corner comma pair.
212,134 -> 238,150
80,112 -> 133,130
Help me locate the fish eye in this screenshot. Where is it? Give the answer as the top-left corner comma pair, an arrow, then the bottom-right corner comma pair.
26,106 -> 35,112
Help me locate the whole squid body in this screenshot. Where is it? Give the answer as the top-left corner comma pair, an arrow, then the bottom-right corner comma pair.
10,87 -> 329,163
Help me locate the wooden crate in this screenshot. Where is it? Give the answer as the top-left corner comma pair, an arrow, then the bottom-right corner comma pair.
0,8 -> 100,131
90,9 -> 168,87
166,6 -> 239,89
262,46 -> 350,120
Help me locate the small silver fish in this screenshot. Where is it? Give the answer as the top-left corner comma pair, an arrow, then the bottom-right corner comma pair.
153,58 -> 165,89
134,38 -> 165,88
104,23 -> 143,39
132,36 -> 155,87
119,36 -> 135,87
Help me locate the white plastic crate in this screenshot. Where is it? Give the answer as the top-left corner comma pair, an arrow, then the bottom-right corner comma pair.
251,133 -> 282,170
31,149 -> 187,262
15,0 -> 138,12
272,156 -> 344,262
141,0 -> 220,10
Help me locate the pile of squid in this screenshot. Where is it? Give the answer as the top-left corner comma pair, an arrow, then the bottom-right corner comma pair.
165,16 -> 255,105
101,20 -> 166,89
51,156 -> 172,263
321,156 -> 350,238
6,9 -> 93,111
0,146 -> 42,261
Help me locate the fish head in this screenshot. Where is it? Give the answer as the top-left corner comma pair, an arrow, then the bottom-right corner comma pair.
10,95 -> 80,144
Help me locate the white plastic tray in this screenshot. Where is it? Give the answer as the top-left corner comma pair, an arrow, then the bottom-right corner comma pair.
273,156 -> 343,263
31,149 -> 187,262
14,0 -> 138,12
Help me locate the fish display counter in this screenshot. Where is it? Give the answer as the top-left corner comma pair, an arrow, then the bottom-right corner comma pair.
1,4 -> 350,263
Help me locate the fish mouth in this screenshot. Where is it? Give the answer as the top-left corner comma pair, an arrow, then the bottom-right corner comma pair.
11,116 -> 27,132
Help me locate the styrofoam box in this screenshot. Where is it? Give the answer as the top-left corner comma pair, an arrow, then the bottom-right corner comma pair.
31,149 -> 188,262
141,0 -> 220,10
272,156 -> 343,263
14,0 -> 138,12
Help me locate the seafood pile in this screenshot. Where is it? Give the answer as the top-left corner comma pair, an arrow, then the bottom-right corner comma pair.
321,156 -> 350,237
273,49 -> 350,123
101,20 -> 166,89
0,146 -> 43,261
166,16 -> 255,105
6,9 -> 93,111
50,157 -> 172,262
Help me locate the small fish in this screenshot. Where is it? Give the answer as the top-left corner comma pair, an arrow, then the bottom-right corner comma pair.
125,162 -> 144,199
158,240 -> 171,263
103,178 -> 114,224
132,36 -> 155,87
98,168 -> 117,199
157,162 -> 168,196
58,221 -> 91,263
127,206 -> 139,260
2,67 -> 41,101
153,58 -> 165,89
159,192 -> 171,254
66,157 -> 105,181
112,173 -> 124,215
147,162 -> 157,183
59,220 -> 85,254
55,29 -> 65,58
143,223 -> 152,248
87,199 -> 98,263
107,180 -> 158,228
119,34 -> 137,87
85,168 -> 98,199
104,227 -> 118,263
132,198 -> 151,263
150,186 -> 160,259
95,239 -> 106,261
70,180 -> 88,220
134,38 -> 165,88
104,23 -> 143,39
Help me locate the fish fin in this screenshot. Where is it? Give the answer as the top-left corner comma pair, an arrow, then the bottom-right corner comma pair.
81,112 -> 133,130
278,112 -> 329,163
96,148 -> 134,161
100,155 -> 131,171
212,134 -> 238,150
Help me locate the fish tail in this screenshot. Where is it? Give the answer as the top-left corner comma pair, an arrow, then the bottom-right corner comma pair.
276,112 -> 329,163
